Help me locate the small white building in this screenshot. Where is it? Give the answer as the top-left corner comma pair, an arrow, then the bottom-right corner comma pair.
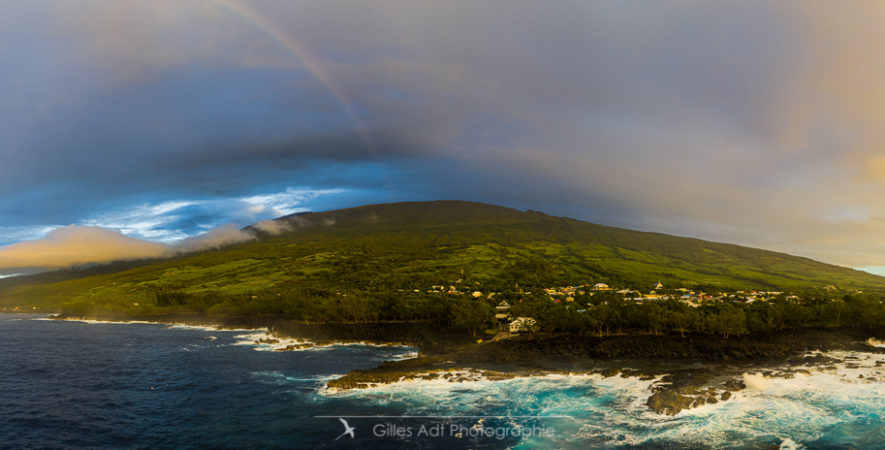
509,317 -> 537,333
593,283 -> 611,291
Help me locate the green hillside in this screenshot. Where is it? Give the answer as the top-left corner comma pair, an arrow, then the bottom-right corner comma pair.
1,200 -> 883,315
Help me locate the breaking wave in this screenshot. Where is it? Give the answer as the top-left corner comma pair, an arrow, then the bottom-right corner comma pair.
231,330 -> 417,359
316,351 -> 885,448
52,318 -> 156,325
866,337 -> 885,348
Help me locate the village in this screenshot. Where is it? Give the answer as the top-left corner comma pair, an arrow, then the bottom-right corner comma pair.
419,280 -> 834,335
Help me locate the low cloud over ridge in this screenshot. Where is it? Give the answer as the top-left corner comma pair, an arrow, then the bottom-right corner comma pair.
253,220 -> 293,235
173,225 -> 256,253
0,224 -> 259,271
0,226 -> 168,270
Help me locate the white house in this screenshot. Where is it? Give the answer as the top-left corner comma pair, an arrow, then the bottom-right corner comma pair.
593,283 -> 611,291
509,317 -> 537,333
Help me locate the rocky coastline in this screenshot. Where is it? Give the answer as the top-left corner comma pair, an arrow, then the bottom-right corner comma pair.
325,326 -> 885,415
45,313 -> 885,416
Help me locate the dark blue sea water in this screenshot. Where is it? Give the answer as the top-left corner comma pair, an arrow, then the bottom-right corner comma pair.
2,314 -> 885,449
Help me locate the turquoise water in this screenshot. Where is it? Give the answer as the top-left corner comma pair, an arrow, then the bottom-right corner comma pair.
1,314 -> 884,449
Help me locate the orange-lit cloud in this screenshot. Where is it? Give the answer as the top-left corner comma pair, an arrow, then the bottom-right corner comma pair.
0,226 -> 168,269
0,224 -> 259,271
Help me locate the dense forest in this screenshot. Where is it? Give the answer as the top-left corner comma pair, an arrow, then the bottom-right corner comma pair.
66,282 -> 885,341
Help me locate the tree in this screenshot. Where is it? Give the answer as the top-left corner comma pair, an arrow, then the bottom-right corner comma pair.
450,297 -> 493,338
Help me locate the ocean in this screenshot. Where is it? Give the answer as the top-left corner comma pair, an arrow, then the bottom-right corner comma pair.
1,314 -> 884,449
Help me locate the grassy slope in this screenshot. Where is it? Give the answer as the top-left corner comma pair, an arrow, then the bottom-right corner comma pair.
1,200 -> 883,312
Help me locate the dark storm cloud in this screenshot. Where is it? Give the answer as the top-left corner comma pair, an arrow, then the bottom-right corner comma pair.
3,0 -> 885,270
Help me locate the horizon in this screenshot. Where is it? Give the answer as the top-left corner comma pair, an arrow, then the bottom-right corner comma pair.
3,1 -> 885,276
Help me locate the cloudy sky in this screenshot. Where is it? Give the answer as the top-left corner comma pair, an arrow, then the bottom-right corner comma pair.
2,0 -> 885,274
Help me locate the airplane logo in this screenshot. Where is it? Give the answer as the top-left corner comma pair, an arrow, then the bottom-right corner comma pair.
335,418 -> 356,440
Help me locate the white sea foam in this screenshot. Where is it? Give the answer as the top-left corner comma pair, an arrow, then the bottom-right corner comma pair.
321,371 -> 665,447
866,337 -> 885,348
165,323 -> 226,332
60,319 -> 157,325
39,316 -> 232,329
252,371 -> 343,386
323,371 -> 658,405
230,329 -> 416,355
643,350 -> 885,447
34,315 -> 255,333
742,372 -> 771,390
232,330 -> 339,352
780,438 -> 804,449
45,317 -> 272,336
320,350 -> 885,448
389,350 -> 420,360
37,316 -> 416,355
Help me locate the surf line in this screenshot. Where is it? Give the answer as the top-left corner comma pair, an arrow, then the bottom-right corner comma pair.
315,415 -> 571,419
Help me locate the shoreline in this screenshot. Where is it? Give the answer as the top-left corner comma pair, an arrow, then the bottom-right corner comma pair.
17,312 -> 423,357
14,312 -> 885,416
324,346 -> 885,415
36,312 -> 453,351
324,326 -> 885,415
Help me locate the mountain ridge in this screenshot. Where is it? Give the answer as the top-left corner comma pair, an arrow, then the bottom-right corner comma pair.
1,200 -> 883,313
253,200 -> 882,288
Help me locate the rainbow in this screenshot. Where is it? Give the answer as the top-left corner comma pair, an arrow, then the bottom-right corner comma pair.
212,0 -> 376,150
